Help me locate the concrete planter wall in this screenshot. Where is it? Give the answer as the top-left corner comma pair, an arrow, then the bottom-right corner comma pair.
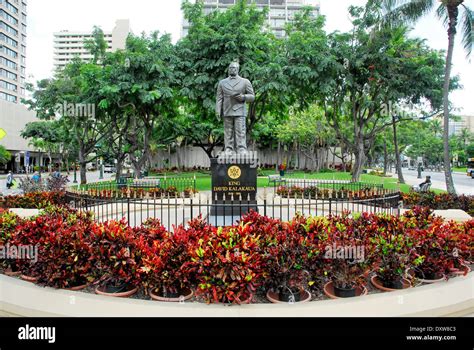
1,273 -> 473,317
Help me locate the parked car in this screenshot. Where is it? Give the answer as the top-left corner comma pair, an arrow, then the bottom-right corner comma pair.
104,164 -> 116,173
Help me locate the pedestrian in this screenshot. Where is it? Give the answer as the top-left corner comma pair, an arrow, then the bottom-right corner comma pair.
32,171 -> 41,183
6,171 -> 13,189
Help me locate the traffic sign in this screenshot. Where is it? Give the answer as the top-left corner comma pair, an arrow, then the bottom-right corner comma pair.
0,128 -> 6,140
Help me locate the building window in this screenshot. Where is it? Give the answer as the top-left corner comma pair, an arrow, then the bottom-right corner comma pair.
3,0 -> 19,14
1,45 -> 17,58
0,32 -> 18,47
0,68 -> 17,80
0,20 -> 19,36
0,79 -> 17,91
0,56 -> 18,69
0,9 -> 19,25
0,91 -> 17,102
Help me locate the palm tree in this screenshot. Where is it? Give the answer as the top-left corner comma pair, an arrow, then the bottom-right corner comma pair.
376,0 -> 473,194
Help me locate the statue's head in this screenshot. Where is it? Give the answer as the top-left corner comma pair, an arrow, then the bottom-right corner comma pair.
228,62 -> 239,77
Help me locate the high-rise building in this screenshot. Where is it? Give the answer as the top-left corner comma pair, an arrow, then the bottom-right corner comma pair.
0,0 -> 27,104
449,115 -> 474,136
53,19 -> 131,70
0,0 -> 39,172
181,0 -> 320,38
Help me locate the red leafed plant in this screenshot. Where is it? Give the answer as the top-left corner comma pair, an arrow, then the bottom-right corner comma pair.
322,213 -> 378,290
37,217 -> 94,289
1,192 -> 66,209
89,219 -> 143,291
140,224 -> 198,297
0,210 -> 23,272
9,214 -> 65,278
263,215 -> 313,300
187,222 -> 265,304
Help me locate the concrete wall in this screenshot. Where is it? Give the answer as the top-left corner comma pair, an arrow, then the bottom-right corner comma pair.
151,146 -> 344,170
0,100 -> 37,152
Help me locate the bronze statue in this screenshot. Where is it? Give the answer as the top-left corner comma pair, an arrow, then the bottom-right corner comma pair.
216,62 -> 255,155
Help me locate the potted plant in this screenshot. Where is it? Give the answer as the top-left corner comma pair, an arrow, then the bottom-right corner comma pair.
264,216 -> 312,303
322,214 -> 377,298
0,209 -> 23,276
90,220 -> 142,297
187,222 -> 264,304
140,224 -> 194,302
370,215 -> 418,291
36,207 -> 95,290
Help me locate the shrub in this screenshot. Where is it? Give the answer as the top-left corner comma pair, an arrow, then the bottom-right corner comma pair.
1,192 -> 66,209
322,213 -> 378,290
188,223 -> 264,304
264,215 -> 314,299
89,220 -> 143,289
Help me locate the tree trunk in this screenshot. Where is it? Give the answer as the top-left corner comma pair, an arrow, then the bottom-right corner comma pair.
352,140 -> 366,182
392,114 -> 405,184
78,146 -> 87,185
383,138 -> 388,175
443,5 -> 459,194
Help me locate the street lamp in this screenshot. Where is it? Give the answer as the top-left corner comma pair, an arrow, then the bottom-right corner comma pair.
73,161 -> 77,183
99,157 -> 104,180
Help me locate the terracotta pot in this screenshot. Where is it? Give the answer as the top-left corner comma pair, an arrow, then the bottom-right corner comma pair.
149,287 -> 194,302
266,289 -> 311,304
64,284 -> 88,291
449,265 -> 471,277
323,281 -> 367,299
95,284 -> 138,298
21,274 -> 39,283
371,275 -> 411,292
4,269 -> 21,277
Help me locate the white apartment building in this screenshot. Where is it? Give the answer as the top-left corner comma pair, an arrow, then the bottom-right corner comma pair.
0,0 -> 27,104
53,19 -> 130,70
182,0 -> 321,38
0,0 -> 40,173
448,115 -> 474,136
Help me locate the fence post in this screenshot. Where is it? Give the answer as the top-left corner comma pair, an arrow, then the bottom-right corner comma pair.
127,197 -> 130,224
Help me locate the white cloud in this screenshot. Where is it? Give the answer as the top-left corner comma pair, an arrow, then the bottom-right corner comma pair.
26,0 -> 473,115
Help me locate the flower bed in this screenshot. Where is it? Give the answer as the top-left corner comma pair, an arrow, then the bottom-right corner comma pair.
276,185 -> 392,200
0,192 -> 67,209
73,186 -> 197,199
0,207 -> 472,304
402,192 -> 474,217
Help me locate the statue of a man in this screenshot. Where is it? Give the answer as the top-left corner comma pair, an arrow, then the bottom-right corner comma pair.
216,62 -> 255,155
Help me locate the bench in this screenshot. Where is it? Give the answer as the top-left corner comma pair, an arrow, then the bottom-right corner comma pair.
268,175 -> 286,187
412,183 -> 431,193
129,178 -> 161,189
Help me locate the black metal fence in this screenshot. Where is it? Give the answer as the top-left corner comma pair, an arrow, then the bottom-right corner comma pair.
272,178 -> 385,193
66,190 -> 401,231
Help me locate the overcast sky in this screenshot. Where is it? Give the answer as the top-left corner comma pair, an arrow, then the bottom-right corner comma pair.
27,0 -> 474,115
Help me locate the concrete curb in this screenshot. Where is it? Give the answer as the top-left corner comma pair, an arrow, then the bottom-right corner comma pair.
1,273 -> 473,317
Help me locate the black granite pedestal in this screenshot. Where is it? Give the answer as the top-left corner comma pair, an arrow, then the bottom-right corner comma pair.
208,155 -> 258,225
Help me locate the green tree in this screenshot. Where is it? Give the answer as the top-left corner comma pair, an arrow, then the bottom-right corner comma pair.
277,104 -> 335,171
0,145 -> 10,165
177,0 -> 289,158
376,0 -> 473,193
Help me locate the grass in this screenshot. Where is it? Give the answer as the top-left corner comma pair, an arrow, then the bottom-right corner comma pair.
452,167 -> 467,173
74,170 -> 437,193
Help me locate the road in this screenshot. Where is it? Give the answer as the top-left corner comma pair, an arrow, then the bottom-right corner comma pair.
394,169 -> 473,195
